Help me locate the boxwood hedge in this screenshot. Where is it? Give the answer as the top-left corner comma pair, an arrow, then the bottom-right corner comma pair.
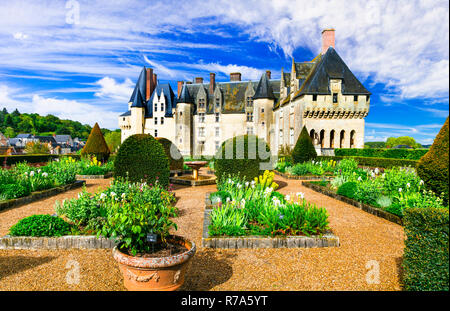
335,148 -> 428,160
9,214 -> 72,237
403,208 -> 449,291
318,156 -> 417,169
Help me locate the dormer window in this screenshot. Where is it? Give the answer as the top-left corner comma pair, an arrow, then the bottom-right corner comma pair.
246,112 -> 253,122
333,93 -> 338,103
154,103 -> 158,112
154,117 -> 158,125
246,97 -> 253,108
198,98 -> 206,109
161,103 -> 164,111
215,97 -> 220,109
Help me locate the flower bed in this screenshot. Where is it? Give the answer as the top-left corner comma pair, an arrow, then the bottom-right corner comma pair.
0,158 -> 78,203
306,158 -> 447,219
73,156 -> 114,177
275,158 -> 337,177
2,178 -> 177,252
205,171 -> 333,241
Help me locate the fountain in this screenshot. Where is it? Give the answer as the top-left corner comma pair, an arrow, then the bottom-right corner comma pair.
170,161 -> 216,186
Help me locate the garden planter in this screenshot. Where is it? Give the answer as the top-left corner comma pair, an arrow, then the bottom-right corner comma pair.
112,235 -> 196,291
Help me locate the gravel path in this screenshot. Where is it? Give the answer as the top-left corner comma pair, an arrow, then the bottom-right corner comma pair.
0,172 -> 405,291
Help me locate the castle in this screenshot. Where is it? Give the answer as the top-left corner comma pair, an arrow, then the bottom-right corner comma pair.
119,29 -> 371,156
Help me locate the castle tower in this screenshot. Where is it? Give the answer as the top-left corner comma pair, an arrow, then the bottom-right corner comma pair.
253,72 -> 276,145
176,82 -> 193,156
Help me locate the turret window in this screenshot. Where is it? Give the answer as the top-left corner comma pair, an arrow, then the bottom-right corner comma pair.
246,97 -> 253,108
246,112 -> 253,122
161,103 -> 164,111
215,97 -> 220,109
154,103 -> 158,112
215,113 -> 220,122
333,93 -> 338,103
154,117 -> 158,125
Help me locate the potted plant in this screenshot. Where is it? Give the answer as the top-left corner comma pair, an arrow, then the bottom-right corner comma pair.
101,185 -> 196,291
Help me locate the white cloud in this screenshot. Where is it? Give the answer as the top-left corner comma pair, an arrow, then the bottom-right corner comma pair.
94,77 -> 134,102
13,32 -> 29,40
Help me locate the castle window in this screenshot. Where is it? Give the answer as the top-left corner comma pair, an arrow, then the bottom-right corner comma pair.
290,128 -> 294,145
154,117 -> 158,125
215,97 -> 220,108
247,127 -> 254,135
154,129 -> 158,137
279,129 -> 283,144
246,112 -> 253,122
333,93 -> 338,103
199,113 -> 205,123
246,97 -> 253,107
354,95 -> 358,102
215,141 -> 220,151
262,121 -> 265,127
198,98 -> 205,109
313,94 -> 317,101
180,138 -> 182,143
215,127 -> 220,137
261,108 -> 264,113
198,127 -> 205,137
154,103 -> 158,112
161,103 -> 164,111
215,113 -> 220,122
161,117 -> 164,125
180,111 -> 183,116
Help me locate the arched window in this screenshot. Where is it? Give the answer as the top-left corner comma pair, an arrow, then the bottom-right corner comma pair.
340,130 -> 345,148
330,130 -> 335,148
350,130 -> 356,148
320,130 -> 325,148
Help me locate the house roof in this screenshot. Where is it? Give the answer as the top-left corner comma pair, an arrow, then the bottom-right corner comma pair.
178,82 -> 193,104
146,83 -> 177,118
254,73 -> 276,100
130,68 -> 147,108
16,133 -> 33,138
54,135 -> 72,143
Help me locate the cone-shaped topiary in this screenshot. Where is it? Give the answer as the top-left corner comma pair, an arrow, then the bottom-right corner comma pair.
292,126 -> 317,164
81,122 -> 110,162
156,137 -> 184,171
114,134 -> 170,188
416,117 -> 449,204
214,134 -> 272,182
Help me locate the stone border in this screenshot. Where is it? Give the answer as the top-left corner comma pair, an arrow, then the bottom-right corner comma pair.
0,180 -> 86,212
274,170 -> 334,181
302,181 -> 403,226
170,176 -> 216,186
76,172 -> 112,179
0,235 -> 117,250
202,209 -> 339,249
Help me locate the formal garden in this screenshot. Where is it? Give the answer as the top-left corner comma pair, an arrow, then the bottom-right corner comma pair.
0,118 -> 448,291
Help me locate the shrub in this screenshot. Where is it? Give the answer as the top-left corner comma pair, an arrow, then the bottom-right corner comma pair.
403,208 -> 449,291
114,134 -> 170,188
337,182 -> 357,199
9,214 -> 71,237
318,156 -> 418,169
335,148 -> 428,160
416,117 -> 449,204
24,141 -> 50,154
156,137 -> 184,171
214,135 -> 272,182
81,122 -> 111,162
0,183 -> 29,200
292,126 -> 317,164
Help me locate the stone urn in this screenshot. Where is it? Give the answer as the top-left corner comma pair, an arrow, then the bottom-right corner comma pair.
112,236 -> 196,291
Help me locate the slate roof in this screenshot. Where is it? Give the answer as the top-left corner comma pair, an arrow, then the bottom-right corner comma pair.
178,82 -> 193,104
130,68 -> 147,108
295,47 -> 371,97
146,83 -> 177,118
254,73 -> 276,100
16,133 -> 33,139
54,135 -> 72,143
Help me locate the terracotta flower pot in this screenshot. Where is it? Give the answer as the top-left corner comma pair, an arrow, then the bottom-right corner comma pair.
113,235 -> 196,291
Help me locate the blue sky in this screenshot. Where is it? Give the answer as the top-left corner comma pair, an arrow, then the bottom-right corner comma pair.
0,0 -> 448,144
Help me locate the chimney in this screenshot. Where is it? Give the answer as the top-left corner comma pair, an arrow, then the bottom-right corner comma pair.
152,73 -> 157,94
177,81 -> 183,98
209,73 -> 215,94
195,77 -> 203,84
230,72 -> 241,81
321,28 -> 335,55
266,70 -> 271,79
146,68 -> 153,101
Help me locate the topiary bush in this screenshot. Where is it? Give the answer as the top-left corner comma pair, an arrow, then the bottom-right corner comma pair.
81,122 -> 111,162
337,181 -> 357,199
292,126 -> 317,164
9,214 -> 72,237
114,134 -> 170,188
156,137 -> 184,171
214,135 -> 272,182
416,117 -> 449,204
403,208 -> 449,291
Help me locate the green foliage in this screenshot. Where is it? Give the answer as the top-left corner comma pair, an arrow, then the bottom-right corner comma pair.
335,148 -> 428,160
318,156 -> 418,169
214,134 -> 272,182
209,173 -> 329,237
337,182 -> 357,199
416,117 -> 449,204
75,156 -> 114,175
364,141 -> 386,148
286,159 -> 336,176
0,108 -> 114,140
292,126 -> 317,164
0,154 -> 81,166
9,215 -> 71,237
114,134 -> 170,188
386,136 -> 421,148
24,141 -> 50,154
403,208 -> 449,291
81,123 -> 111,162
209,191 -> 232,205
156,137 -> 184,171
0,183 -> 29,200
104,130 -> 121,153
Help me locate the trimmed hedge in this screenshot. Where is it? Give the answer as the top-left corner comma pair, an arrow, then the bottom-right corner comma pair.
292,126 -> 317,164
214,135 -> 272,182
114,134 -> 170,188
403,208 -> 449,291
318,155 -> 418,169
336,182 -> 357,199
0,154 -> 81,166
416,117 -> 449,205
335,148 -> 428,160
9,214 -> 72,237
156,137 -> 184,171
81,122 -> 110,162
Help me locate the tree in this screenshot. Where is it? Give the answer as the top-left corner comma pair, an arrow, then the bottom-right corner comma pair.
81,122 -> 111,162
24,141 -> 50,154
4,127 -> 15,138
386,136 -> 420,148
416,117 -> 449,204
292,126 -> 317,164
104,130 -> 121,153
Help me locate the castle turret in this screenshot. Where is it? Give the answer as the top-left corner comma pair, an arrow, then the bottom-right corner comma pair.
253,72 -> 276,143
176,82 -> 193,156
